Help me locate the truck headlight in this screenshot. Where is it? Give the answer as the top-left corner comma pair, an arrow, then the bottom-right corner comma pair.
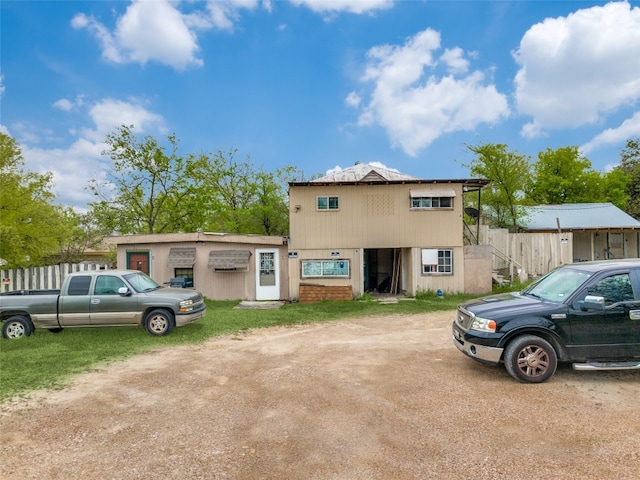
179,299 -> 194,312
471,316 -> 497,333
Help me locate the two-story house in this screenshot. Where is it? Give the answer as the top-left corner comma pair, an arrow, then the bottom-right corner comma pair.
288,163 -> 490,301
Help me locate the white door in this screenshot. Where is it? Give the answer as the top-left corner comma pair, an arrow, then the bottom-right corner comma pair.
255,249 -> 280,300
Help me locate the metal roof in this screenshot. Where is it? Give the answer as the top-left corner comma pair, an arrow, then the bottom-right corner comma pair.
521,203 -> 640,231
312,163 -> 419,182
288,162 -> 489,188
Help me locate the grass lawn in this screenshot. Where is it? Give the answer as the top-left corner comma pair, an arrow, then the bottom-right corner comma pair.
0,294 -> 477,403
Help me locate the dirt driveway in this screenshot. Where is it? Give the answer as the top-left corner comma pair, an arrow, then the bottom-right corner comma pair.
1,312 -> 639,480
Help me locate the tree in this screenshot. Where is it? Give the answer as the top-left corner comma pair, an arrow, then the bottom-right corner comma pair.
614,138 -> 640,220
192,150 -> 297,236
526,146 -> 605,204
90,126 -> 297,237
88,125 -> 209,234
464,143 -> 531,230
0,133 -> 69,267
53,209 -> 111,264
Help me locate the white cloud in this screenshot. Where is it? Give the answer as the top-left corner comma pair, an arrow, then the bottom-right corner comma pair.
0,74 -> 5,97
80,98 -> 166,142
354,28 -> 509,156
15,98 -> 166,209
580,111 -> 640,154
439,47 -> 469,75
72,0 -> 259,70
53,95 -> 85,112
345,91 -> 361,107
514,1 -> 640,136
289,0 -> 393,14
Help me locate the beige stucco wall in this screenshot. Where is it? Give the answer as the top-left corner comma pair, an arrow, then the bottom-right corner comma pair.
113,233 -> 289,301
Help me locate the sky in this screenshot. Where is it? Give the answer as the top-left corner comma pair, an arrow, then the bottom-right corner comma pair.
2,0 -> 640,211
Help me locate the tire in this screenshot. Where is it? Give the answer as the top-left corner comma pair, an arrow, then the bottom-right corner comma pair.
2,316 -> 33,339
504,335 -> 558,383
145,309 -> 175,336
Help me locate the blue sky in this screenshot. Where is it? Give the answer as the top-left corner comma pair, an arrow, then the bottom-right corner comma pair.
2,0 -> 640,210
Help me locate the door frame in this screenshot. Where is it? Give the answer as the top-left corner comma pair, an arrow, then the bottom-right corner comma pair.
255,248 -> 280,300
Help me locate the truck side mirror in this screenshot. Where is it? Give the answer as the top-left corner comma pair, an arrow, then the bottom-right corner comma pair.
118,287 -> 131,297
577,295 -> 605,311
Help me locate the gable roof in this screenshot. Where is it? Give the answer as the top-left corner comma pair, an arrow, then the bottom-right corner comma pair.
520,203 -> 640,231
288,162 -> 489,188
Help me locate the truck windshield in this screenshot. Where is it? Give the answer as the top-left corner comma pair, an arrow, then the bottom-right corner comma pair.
123,272 -> 161,293
520,267 -> 592,303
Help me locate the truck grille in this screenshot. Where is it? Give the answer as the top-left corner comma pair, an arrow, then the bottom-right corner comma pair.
455,307 -> 474,331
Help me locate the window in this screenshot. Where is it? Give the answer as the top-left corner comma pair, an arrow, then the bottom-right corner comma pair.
302,260 -> 350,278
67,275 -> 92,295
409,189 -> 455,210
421,249 -> 453,274
174,268 -> 193,278
586,273 -> 635,305
317,196 -> 339,210
411,196 -> 452,209
94,275 -> 126,295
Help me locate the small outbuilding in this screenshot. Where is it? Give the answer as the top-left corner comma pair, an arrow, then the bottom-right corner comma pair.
112,232 -> 289,301
521,203 -> 640,261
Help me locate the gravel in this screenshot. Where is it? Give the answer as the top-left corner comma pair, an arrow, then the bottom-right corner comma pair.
1,312 -> 639,479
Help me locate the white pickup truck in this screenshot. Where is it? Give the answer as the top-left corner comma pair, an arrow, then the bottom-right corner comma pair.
0,270 -> 206,339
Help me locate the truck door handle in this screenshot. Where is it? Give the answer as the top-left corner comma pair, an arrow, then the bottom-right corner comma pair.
91,298 -> 100,305
630,310 -> 640,320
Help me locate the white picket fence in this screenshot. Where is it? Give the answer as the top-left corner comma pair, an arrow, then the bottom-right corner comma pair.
0,263 -> 112,293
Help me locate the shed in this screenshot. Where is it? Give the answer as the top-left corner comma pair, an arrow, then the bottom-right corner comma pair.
112,232 -> 289,301
520,203 -> 640,261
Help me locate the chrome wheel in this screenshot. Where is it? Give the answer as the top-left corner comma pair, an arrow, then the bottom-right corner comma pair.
505,335 -> 558,383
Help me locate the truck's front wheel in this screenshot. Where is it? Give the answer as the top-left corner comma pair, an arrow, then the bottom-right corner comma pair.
145,309 -> 175,336
2,316 -> 33,339
504,335 -> 557,383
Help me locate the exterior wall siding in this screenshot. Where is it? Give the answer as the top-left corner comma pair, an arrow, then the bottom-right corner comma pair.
288,183 -> 469,299
114,233 -> 289,301
289,184 -> 464,249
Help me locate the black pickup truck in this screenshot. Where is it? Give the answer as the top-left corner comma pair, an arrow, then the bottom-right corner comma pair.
453,259 -> 640,383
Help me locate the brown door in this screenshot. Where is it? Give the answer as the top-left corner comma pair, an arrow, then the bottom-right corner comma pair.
128,252 -> 150,274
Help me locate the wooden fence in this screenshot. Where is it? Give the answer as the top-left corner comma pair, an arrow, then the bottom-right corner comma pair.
0,263 -> 111,293
479,226 -> 574,279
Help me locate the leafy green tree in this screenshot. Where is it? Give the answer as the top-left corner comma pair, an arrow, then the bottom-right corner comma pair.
464,143 -> 531,231
193,150 -> 296,236
53,209 -> 111,264
601,168 -> 630,211
90,126 -> 296,237
526,146 -> 605,204
0,133 -> 68,267
614,138 -> 640,219
88,125 -> 209,234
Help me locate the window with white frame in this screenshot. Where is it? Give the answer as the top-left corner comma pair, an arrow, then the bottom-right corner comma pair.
421,249 -> 453,274
317,196 -> 339,210
301,259 -> 349,278
410,189 -> 455,209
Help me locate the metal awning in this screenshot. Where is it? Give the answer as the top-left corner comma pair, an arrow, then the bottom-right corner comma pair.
410,188 -> 456,198
208,250 -> 251,269
167,247 -> 196,268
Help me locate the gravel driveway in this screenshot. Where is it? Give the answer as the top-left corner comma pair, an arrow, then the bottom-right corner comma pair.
1,312 -> 639,479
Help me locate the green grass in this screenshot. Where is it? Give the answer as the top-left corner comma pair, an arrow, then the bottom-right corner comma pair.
0,294 -> 474,403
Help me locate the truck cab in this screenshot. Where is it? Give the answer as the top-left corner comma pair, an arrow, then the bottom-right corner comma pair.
453,259 -> 640,383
